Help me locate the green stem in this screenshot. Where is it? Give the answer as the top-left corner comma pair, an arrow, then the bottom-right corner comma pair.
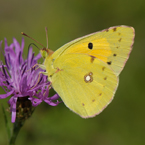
9,119 -> 25,145
2,105 -> 11,140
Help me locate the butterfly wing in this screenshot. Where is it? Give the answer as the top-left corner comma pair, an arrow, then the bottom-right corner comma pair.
50,53 -> 118,117
52,26 -> 135,76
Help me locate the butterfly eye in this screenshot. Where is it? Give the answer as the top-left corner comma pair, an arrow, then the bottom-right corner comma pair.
88,42 -> 93,49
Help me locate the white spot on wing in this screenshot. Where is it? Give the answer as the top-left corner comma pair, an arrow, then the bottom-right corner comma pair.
86,75 -> 91,81
84,72 -> 93,83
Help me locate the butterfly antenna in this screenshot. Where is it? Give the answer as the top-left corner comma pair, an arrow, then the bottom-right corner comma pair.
30,72 -> 42,90
21,32 -> 46,48
45,27 -> 49,49
28,43 -> 40,50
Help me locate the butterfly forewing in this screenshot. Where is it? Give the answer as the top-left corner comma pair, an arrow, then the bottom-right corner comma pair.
52,26 -> 135,76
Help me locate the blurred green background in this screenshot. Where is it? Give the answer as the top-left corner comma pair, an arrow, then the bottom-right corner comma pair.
0,0 -> 145,145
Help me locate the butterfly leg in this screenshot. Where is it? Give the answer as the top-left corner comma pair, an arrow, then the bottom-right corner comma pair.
31,71 -> 47,89
25,63 -> 40,72
39,64 -> 46,70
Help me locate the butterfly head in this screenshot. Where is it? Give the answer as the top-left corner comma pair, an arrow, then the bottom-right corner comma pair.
40,48 -> 54,59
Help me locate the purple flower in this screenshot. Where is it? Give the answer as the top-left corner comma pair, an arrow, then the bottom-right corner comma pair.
0,38 -> 60,123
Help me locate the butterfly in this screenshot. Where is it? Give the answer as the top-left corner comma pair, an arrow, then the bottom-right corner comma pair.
38,26 -> 135,118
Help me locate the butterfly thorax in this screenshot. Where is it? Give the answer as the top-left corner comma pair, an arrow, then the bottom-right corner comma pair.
39,48 -> 56,82
43,54 -> 57,82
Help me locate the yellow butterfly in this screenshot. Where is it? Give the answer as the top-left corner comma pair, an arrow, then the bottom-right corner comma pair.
36,26 -> 135,118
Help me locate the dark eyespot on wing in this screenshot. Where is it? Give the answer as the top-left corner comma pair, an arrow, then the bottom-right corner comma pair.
113,27 -> 117,32
104,77 -> 107,80
84,72 -> 93,83
113,54 -> 117,56
92,99 -> 95,102
82,103 -> 85,106
107,61 -> 112,65
102,67 -> 105,71
90,55 -> 95,63
99,93 -> 102,96
88,42 -> 93,49
118,38 -> 122,42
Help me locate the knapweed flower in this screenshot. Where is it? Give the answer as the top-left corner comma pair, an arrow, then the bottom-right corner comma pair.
0,38 -> 60,123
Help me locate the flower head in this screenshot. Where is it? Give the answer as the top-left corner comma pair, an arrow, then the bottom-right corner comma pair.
0,38 -> 60,123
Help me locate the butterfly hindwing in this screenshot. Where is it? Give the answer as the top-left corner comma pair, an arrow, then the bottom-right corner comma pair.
50,53 -> 118,117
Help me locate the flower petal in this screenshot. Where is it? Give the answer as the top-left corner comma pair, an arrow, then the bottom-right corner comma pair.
44,100 -> 60,106
31,98 -> 42,107
49,94 -> 60,100
11,97 -> 17,123
0,90 -> 14,99
13,38 -> 21,57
